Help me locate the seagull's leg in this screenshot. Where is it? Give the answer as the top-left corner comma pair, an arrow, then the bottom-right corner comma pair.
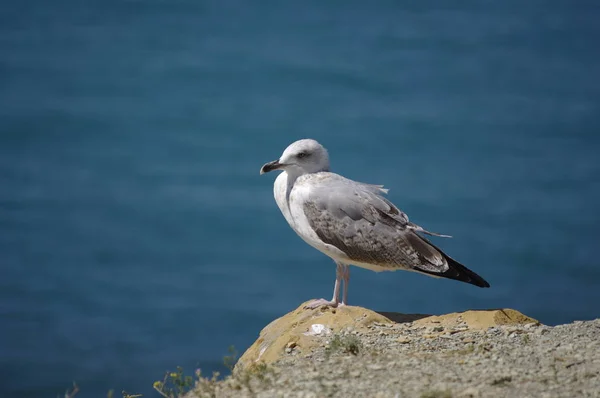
304,262 -> 343,309
340,263 -> 350,306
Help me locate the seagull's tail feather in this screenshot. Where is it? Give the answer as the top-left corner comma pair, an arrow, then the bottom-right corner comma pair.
418,229 -> 452,238
418,239 -> 490,288
409,223 -> 452,238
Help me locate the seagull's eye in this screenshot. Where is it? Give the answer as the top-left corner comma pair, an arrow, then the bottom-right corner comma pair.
297,152 -> 308,159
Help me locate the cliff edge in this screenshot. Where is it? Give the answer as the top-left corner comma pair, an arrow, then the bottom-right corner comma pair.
235,302 -> 538,370
189,303 -> 600,397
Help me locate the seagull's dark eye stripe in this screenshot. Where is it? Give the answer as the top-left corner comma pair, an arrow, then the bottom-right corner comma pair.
297,151 -> 309,159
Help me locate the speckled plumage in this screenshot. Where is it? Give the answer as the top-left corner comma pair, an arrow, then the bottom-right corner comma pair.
260,139 -> 489,307
299,172 -> 446,273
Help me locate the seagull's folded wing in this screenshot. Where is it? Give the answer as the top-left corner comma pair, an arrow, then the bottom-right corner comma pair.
302,176 -> 450,274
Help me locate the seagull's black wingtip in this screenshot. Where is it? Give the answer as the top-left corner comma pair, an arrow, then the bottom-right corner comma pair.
434,254 -> 491,288
418,238 -> 491,288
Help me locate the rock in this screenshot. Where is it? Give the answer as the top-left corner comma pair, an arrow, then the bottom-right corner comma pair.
235,301 -> 393,370
413,309 -> 539,330
235,302 -> 538,371
196,315 -> 599,397
460,387 -> 481,397
537,327 -> 550,336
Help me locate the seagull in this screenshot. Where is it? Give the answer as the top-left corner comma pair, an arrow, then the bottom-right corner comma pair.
260,139 -> 490,309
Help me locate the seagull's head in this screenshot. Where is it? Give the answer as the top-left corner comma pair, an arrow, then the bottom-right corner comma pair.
260,139 -> 330,176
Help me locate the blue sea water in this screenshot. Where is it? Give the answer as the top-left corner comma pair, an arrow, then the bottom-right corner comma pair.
1,0 -> 599,396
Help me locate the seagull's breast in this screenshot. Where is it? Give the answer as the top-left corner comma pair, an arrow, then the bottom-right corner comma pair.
273,172 -> 294,227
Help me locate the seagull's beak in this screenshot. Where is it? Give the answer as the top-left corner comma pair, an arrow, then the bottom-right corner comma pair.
260,160 -> 283,175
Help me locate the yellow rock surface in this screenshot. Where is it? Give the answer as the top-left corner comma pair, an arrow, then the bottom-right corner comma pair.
413,308 -> 539,330
235,301 -> 391,371
235,301 -> 539,371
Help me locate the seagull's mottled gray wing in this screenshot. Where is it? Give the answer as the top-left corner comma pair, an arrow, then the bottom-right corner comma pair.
302,175 -> 450,273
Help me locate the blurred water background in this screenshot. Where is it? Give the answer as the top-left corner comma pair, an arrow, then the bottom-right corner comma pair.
1,0 -> 599,396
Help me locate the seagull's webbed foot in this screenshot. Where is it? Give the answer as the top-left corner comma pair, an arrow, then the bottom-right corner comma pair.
304,298 -> 339,309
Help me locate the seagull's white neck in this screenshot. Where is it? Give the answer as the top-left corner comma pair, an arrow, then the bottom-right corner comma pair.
284,169 -> 304,202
